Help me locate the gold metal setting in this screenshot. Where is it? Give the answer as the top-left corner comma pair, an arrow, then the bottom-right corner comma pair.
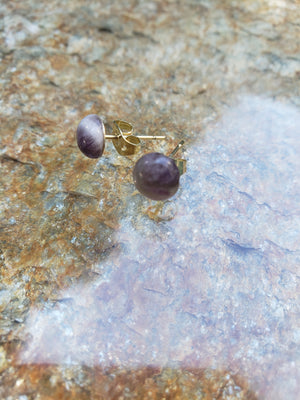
105,120 -> 165,156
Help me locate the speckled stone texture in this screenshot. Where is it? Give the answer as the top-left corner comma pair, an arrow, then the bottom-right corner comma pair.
0,0 -> 299,399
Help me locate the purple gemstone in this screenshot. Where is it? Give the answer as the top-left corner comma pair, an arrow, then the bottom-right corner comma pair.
133,152 -> 180,201
76,114 -> 105,158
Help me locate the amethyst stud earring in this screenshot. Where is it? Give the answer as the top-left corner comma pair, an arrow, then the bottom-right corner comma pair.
133,141 -> 186,201
76,114 -> 165,158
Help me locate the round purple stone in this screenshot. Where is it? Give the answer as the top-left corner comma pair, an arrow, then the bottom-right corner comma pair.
133,152 -> 180,201
76,114 -> 105,158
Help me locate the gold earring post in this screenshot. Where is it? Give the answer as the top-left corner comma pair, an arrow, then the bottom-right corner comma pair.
169,140 -> 186,175
168,140 -> 185,157
105,135 -> 166,139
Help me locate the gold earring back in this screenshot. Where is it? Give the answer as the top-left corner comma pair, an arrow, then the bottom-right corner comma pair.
105,120 -> 165,156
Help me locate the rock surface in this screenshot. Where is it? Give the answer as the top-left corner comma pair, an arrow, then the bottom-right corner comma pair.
0,0 -> 299,399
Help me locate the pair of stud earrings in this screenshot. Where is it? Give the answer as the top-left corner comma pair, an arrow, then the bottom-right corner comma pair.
76,114 -> 186,201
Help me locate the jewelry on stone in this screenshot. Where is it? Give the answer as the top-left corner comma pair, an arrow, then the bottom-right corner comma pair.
132,141 -> 186,201
76,114 -> 165,158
